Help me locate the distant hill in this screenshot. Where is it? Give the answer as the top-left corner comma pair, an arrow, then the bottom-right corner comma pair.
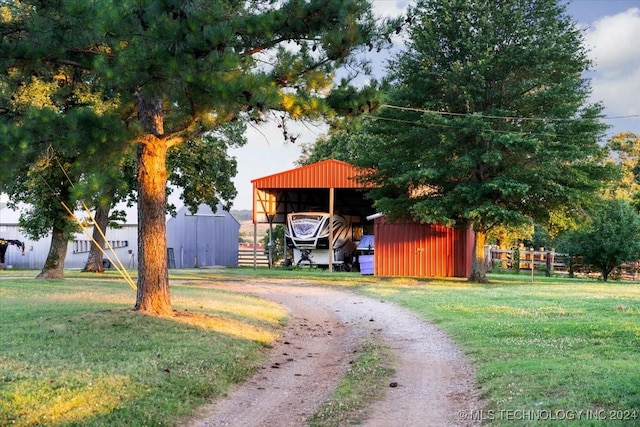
231,210 -> 271,244
231,209 -> 252,221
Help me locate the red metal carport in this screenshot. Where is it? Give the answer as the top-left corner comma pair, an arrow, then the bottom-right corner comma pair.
251,159 -> 473,277
252,159 -> 374,224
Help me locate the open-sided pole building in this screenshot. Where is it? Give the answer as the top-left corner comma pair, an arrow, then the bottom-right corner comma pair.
251,159 -> 474,277
251,159 -> 375,271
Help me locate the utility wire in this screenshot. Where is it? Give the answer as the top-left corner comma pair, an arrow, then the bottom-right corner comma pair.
365,114 -> 585,138
35,156 -> 137,291
379,104 -> 640,122
60,199 -> 137,291
53,157 -> 136,290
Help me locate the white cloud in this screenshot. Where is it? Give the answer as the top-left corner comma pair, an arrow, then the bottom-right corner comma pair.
583,8 -> 640,121
590,66 -> 640,116
584,8 -> 640,77
372,0 -> 410,18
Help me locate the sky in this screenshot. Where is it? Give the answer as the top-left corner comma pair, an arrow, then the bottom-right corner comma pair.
225,0 -> 640,211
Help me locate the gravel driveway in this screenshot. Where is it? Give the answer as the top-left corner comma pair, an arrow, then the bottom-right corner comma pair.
183,280 -> 481,427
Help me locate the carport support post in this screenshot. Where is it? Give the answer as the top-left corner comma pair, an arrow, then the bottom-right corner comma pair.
253,222 -> 257,268
329,187 -> 335,272
267,215 -> 274,268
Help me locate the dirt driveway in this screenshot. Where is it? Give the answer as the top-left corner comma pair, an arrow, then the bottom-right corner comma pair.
183,280 -> 480,427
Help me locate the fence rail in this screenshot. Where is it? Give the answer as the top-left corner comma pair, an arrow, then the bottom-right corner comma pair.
487,246 -> 570,277
238,249 -> 270,267
485,246 -> 640,281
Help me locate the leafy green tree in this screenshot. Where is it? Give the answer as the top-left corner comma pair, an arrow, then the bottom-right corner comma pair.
487,223 -> 534,249
1,0 -> 398,314
0,1 -> 134,277
346,0 -> 616,282
302,130 -> 363,165
0,1 -> 242,276
606,132 -> 640,204
4,155 -> 78,279
261,224 -> 286,265
558,199 -> 640,281
167,122 -> 246,213
0,69 -> 130,278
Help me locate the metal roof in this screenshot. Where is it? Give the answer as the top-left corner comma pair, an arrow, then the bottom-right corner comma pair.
251,159 -> 369,189
251,159 -> 375,224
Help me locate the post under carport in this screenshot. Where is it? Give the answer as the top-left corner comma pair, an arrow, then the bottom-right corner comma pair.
250,159 -> 376,270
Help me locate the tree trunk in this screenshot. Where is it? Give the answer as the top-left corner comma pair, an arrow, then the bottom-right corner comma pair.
602,263 -> 615,282
468,227 -> 489,283
134,94 -> 172,316
36,226 -> 69,279
82,203 -> 110,273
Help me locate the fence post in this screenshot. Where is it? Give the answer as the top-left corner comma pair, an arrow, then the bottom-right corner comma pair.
568,254 -> 574,278
530,247 -> 534,282
500,246 -> 508,268
485,245 -> 493,272
545,250 -> 553,277
514,246 -> 520,273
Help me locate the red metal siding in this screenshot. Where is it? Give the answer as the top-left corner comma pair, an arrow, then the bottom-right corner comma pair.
251,159 -> 369,189
374,220 -> 473,278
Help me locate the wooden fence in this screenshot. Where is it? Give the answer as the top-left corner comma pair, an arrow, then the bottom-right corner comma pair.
487,246 -> 640,280
238,248 -> 270,267
487,246 -> 570,277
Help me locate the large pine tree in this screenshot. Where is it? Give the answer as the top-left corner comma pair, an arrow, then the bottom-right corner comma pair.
352,0 -> 617,281
1,0 -> 398,314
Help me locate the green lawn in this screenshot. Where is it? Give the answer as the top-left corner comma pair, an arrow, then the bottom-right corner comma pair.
1,269 -> 638,426
0,274 -> 287,426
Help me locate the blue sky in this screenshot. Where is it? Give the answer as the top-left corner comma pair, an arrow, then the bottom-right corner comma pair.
567,0 -> 639,22
226,1 -> 640,210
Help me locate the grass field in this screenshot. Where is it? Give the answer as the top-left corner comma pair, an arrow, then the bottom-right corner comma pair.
1,269 -> 638,426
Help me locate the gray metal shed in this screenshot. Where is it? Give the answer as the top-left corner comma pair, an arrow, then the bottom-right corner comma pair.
166,204 -> 240,268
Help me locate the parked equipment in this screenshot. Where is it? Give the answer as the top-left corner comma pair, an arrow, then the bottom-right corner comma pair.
284,212 -> 359,268
0,239 -> 25,265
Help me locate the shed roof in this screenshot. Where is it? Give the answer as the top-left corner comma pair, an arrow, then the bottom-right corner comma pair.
251,159 -> 375,224
251,159 -> 369,189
